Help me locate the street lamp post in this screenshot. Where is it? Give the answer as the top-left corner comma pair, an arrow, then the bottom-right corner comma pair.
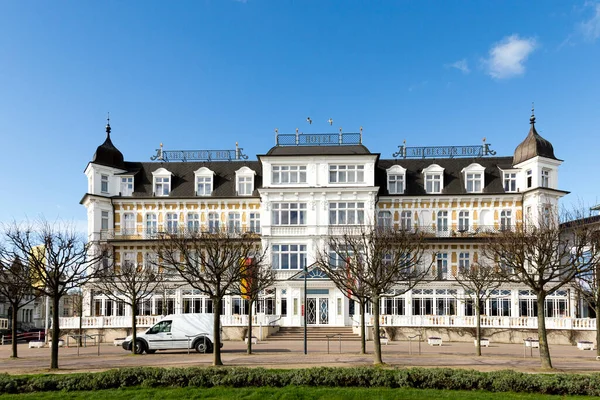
304,263 -> 307,355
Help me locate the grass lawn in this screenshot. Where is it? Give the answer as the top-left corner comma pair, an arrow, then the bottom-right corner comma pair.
0,386 -> 597,400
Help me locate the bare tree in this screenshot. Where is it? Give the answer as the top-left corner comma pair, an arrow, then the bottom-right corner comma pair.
315,226 -> 431,365
0,257 -> 39,358
157,230 -> 262,366
453,262 -> 503,356
564,214 -> 600,357
235,255 -> 274,354
1,220 -> 102,369
94,253 -> 165,354
314,242 -> 371,354
483,212 -> 597,370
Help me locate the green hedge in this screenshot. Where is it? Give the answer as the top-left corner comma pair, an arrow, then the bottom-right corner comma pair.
0,367 -> 599,396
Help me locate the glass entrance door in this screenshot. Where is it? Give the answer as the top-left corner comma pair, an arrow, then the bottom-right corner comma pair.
307,297 -> 328,325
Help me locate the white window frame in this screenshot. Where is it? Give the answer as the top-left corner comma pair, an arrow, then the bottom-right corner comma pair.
235,166 -> 256,196
400,210 -> 412,231
423,164 -> 444,194
272,165 -> 307,184
436,252 -> 448,280
526,169 -> 533,188
249,212 -> 261,233
187,212 -> 200,234
458,210 -> 470,232
101,211 -> 109,231
227,212 -> 241,234
272,203 -> 307,225
146,213 -> 158,237
101,174 -> 109,193
120,176 -> 134,196
500,210 -> 512,231
541,169 -> 550,188
329,202 -> 365,225
123,213 -> 135,235
462,163 -> 485,193
458,252 -> 470,274
503,171 -> 517,192
208,212 -> 220,233
377,210 -> 392,228
437,210 -> 449,236
166,212 -> 178,234
386,165 -> 406,194
272,244 -> 307,270
194,167 -> 214,196
152,168 -> 173,197
329,164 -> 365,184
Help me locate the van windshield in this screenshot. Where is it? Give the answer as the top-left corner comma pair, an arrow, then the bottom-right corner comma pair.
147,320 -> 172,334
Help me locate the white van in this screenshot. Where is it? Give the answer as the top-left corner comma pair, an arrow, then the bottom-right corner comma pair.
121,314 -> 221,354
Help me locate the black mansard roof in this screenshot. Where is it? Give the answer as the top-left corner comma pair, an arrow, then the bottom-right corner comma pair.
123,161 -> 263,198
376,157 -> 514,196
111,154 -> 518,198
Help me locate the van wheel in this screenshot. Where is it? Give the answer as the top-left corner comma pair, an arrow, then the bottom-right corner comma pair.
195,338 -> 212,353
146,349 -> 156,354
134,340 -> 146,354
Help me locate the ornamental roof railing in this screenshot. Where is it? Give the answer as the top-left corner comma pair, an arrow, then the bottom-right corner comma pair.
276,129 -> 362,146
150,142 -> 248,162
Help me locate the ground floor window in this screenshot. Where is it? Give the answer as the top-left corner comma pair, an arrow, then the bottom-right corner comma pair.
381,297 -> 405,315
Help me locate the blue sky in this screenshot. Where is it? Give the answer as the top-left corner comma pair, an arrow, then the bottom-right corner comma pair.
1,1 -> 599,229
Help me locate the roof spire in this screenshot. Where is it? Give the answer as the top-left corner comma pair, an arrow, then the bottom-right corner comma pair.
530,102 -> 535,125
106,112 -> 111,138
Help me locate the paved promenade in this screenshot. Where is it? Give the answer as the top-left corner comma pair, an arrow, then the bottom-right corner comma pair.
0,339 -> 599,375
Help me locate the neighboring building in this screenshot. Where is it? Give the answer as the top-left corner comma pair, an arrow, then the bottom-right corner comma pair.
76,112 -> 584,336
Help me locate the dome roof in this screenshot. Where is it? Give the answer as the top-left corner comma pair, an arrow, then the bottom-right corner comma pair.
513,113 -> 557,165
92,122 -> 125,169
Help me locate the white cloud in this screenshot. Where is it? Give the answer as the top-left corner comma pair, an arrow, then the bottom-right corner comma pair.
484,35 -> 537,79
581,2 -> 600,41
447,59 -> 470,74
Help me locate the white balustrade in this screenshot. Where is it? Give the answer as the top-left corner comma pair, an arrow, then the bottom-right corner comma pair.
56,314 -> 597,331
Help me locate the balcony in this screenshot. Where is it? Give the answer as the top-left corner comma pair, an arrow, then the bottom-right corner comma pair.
100,227 -> 262,241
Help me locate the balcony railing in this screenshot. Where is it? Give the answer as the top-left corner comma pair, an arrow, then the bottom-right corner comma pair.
58,314 -> 279,330
99,224 -> 519,241
100,227 -> 262,241
57,314 -> 596,331
374,315 -> 596,330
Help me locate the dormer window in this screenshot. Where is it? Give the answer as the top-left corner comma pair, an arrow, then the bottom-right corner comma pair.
386,165 -> 406,194
235,167 -> 256,196
503,171 -> 517,192
462,163 -> 485,193
194,167 -> 215,196
120,176 -> 134,196
423,164 -> 444,194
152,168 -> 173,197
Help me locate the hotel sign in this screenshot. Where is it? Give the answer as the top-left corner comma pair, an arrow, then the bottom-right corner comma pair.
393,143 -> 496,159
151,147 -> 248,162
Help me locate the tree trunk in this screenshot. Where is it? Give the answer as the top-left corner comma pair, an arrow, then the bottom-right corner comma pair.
359,301 -> 366,355
131,301 -> 137,354
246,299 -> 254,355
475,299 -> 481,357
594,299 -> 600,357
372,295 -> 383,364
10,305 -> 18,358
50,296 -> 60,369
536,294 -> 553,370
213,297 -> 223,366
